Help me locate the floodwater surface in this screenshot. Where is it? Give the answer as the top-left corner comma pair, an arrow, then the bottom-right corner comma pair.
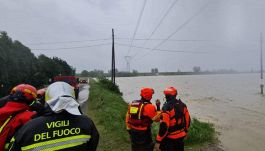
116,73 -> 265,151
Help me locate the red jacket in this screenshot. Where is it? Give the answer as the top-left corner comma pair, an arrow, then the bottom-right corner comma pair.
0,101 -> 36,150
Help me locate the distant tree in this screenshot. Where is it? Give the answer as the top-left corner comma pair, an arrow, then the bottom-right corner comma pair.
88,69 -> 105,77
132,70 -> 138,74
52,57 -> 74,75
193,66 -> 201,73
0,31 -> 75,96
81,70 -> 89,77
151,68 -> 159,74
154,68 -> 158,73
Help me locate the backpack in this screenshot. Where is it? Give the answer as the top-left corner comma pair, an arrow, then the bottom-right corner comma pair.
128,100 -> 152,127
162,99 -> 186,132
0,101 -> 36,150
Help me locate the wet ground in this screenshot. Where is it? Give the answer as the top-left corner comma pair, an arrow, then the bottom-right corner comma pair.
77,83 -> 89,115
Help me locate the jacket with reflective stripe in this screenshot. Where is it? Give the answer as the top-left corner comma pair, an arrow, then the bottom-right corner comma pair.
126,100 -> 158,131
9,111 -> 99,151
156,99 -> 190,142
0,101 -> 36,151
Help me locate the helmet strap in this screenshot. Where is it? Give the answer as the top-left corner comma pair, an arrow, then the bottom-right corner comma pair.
28,100 -> 36,106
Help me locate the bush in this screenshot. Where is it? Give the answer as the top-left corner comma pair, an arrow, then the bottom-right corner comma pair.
97,77 -> 122,95
185,118 -> 215,145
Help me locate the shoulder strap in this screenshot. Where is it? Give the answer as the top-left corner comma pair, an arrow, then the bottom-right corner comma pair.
172,99 -> 186,126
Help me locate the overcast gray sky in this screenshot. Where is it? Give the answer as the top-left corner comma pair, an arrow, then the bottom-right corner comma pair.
1,0 -> 265,72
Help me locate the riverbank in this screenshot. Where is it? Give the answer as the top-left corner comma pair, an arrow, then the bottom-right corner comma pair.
87,78 -> 218,151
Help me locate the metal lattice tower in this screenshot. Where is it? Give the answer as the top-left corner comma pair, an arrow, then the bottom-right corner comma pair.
124,56 -> 132,72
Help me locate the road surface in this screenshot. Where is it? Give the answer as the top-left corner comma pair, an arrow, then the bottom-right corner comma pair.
77,83 -> 89,115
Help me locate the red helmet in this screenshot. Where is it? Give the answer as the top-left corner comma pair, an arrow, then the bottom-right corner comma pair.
164,87 -> 177,96
140,87 -> 154,100
10,84 -> 37,103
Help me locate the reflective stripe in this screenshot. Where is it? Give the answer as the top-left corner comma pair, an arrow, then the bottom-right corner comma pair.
5,136 -> 15,150
10,136 -> 15,143
0,116 -> 12,133
5,143 -> 9,150
138,104 -> 144,119
24,89 -> 37,98
21,135 -> 91,151
168,128 -> 185,135
28,101 -> 36,106
40,142 -> 84,151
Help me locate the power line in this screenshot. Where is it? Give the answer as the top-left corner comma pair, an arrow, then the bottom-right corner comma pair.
141,0 -> 179,46
117,43 -> 254,54
134,1 -> 211,59
126,0 -> 148,56
25,38 -> 111,45
116,37 -> 259,42
116,37 -> 210,42
116,43 -> 208,54
31,43 -> 111,51
26,37 -> 210,47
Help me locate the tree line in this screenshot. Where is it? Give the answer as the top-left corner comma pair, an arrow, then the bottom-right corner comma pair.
79,69 -> 140,77
0,32 -> 75,97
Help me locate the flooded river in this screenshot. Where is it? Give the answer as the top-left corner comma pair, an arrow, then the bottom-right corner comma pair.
116,73 -> 265,151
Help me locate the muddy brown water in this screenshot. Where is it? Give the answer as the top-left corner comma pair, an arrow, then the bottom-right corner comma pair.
116,73 -> 265,151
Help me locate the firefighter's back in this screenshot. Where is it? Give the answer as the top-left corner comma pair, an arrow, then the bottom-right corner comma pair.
9,111 -> 99,151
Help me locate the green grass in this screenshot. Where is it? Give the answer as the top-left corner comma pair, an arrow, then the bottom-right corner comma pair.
87,79 -> 130,151
151,118 -> 216,146
185,118 -> 215,145
87,79 -> 217,151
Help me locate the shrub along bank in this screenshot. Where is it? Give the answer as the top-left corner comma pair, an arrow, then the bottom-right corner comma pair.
87,78 -> 216,151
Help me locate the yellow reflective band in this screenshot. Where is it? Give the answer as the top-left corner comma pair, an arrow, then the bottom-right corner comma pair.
45,92 -> 50,102
21,135 -> 91,151
5,143 -> 9,150
39,142 -> 84,151
0,116 -> 12,133
129,107 -> 138,114
24,89 -> 37,98
28,101 -> 36,106
10,136 -> 15,143
138,104 -> 144,119
5,136 -> 16,150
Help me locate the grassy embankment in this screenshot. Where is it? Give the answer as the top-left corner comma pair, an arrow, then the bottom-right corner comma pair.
87,78 -> 216,151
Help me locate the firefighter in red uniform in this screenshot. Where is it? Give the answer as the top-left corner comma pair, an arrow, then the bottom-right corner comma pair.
9,82 -> 99,151
0,84 -> 38,150
126,87 -> 161,151
155,87 -> 190,151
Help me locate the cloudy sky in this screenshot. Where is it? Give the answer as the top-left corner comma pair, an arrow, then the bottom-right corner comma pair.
1,0 -> 265,72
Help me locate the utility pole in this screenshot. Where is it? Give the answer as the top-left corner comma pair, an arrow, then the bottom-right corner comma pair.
260,32 -> 264,94
111,29 -> 116,84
